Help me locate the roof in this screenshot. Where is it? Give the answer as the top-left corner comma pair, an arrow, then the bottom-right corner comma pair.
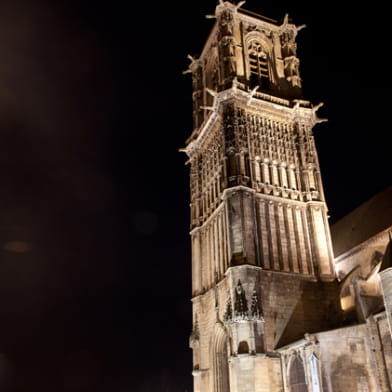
331,186 -> 392,257
237,8 -> 278,24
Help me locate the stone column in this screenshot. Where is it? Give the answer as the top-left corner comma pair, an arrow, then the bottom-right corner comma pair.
379,268 -> 392,337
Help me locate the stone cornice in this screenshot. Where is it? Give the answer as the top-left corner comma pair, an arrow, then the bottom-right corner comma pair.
184,86 -> 317,158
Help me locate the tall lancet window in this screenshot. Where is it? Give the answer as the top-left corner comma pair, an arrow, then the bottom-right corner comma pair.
309,354 -> 321,392
247,40 -> 269,89
213,328 -> 230,392
289,356 -> 308,392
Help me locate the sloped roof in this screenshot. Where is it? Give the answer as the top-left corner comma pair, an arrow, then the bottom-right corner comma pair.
331,186 -> 392,257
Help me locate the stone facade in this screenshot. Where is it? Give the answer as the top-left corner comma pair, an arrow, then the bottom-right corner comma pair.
183,2 -> 392,391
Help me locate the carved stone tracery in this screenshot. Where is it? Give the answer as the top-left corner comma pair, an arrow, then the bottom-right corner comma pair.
278,14 -> 305,89
224,280 -> 264,322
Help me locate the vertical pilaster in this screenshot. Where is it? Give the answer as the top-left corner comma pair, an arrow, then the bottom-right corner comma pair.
224,187 -> 257,266
307,203 -> 334,280
379,268 -> 392,338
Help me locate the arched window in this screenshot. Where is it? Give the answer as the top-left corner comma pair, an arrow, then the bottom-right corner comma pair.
238,341 -> 249,354
309,354 -> 321,392
247,40 -> 270,89
213,327 -> 231,392
289,356 -> 308,392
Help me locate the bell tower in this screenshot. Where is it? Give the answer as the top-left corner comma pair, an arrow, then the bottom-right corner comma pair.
183,2 -> 336,391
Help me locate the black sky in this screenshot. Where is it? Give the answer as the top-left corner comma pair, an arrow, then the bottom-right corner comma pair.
0,0 -> 389,391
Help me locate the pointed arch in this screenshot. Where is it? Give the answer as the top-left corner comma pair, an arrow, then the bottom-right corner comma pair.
212,322 -> 231,392
288,355 -> 308,392
244,32 -> 274,89
309,354 -> 321,392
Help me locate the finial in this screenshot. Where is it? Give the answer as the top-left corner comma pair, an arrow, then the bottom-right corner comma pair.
235,1 -> 246,10
209,1 -> 246,18
246,85 -> 259,105
282,13 -> 306,31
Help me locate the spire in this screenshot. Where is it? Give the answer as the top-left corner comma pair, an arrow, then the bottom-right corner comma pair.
234,280 -> 248,319
250,289 -> 263,319
223,292 -> 233,322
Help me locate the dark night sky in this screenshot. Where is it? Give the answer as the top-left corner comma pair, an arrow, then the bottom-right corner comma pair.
0,1 -> 389,391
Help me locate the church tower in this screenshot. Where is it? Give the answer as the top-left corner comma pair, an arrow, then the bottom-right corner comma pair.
183,2 -> 337,391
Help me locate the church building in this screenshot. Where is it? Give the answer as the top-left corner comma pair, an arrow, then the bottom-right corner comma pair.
182,1 -> 392,391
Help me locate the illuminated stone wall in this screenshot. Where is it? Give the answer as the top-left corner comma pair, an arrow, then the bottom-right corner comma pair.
279,322 -> 392,392
184,2 -> 335,391
259,271 -> 341,350
372,313 -> 392,389
334,229 -> 390,323
183,2 -> 391,391
379,268 -> 392,336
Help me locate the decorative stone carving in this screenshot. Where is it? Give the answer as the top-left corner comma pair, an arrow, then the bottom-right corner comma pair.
190,316 -> 200,347
219,9 -> 234,36
234,280 -> 248,318
279,14 -> 305,89
224,281 -> 264,323
223,292 -> 233,322
250,288 -> 263,319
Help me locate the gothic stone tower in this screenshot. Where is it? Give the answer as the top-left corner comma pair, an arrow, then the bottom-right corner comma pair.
183,2 -> 338,391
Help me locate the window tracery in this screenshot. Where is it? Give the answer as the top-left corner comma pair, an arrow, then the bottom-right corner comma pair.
247,39 -> 270,88
309,354 -> 321,392
289,356 -> 308,392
